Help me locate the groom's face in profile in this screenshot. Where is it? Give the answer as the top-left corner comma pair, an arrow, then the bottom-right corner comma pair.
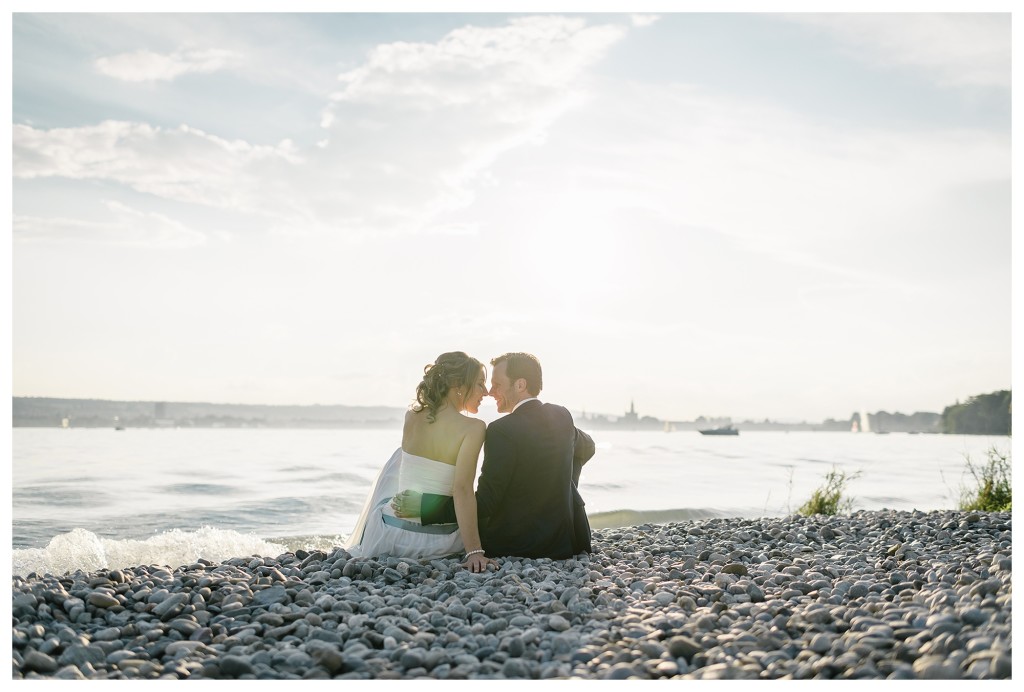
489,361 -> 523,414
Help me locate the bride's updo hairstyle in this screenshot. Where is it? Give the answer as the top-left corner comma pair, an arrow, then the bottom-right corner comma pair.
413,351 -> 484,423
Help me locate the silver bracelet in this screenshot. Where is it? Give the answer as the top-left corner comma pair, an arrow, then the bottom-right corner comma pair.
465,549 -> 485,558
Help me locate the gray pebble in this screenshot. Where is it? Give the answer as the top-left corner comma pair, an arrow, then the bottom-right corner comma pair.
23,650 -> 59,674
501,658 -> 532,678
667,635 -> 702,662
86,592 -> 119,609
218,655 -> 256,677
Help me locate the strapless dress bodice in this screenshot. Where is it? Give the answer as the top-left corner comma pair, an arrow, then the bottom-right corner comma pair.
398,450 -> 456,496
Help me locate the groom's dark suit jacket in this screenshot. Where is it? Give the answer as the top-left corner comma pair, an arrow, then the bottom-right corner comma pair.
420,399 -> 595,559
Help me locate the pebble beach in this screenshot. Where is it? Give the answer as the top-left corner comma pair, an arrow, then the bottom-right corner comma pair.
12,509 -> 1011,680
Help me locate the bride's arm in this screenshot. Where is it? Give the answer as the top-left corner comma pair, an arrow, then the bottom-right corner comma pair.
453,420 -> 491,572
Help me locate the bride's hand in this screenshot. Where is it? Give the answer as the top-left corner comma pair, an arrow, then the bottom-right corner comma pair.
462,553 -> 497,573
391,490 -> 422,518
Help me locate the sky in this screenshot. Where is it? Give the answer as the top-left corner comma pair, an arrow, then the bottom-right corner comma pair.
7,3 -> 1015,423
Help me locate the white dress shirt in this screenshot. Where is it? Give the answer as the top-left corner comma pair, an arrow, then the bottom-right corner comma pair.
512,397 -> 539,413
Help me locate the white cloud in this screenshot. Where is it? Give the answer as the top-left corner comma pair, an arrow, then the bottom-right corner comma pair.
14,16 -> 630,239
95,47 -> 241,82
630,15 -> 661,28
316,15 -> 628,232
788,13 -> 1010,89
14,200 -> 207,249
13,121 -> 302,214
333,16 -> 625,108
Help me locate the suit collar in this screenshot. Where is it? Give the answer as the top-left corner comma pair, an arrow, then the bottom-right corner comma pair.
511,398 -> 541,414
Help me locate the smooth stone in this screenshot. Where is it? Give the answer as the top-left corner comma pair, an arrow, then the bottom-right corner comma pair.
605,663 -> 641,680
87,592 -> 120,609
253,586 -> 289,606
667,635 -> 701,662
483,618 -> 508,635
57,644 -> 107,668
722,563 -> 749,576
502,658 -> 532,678
507,637 -> 526,658
989,653 -> 1012,678
93,627 -> 122,642
913,654 -> 964,679
152,593 -> 189,618
23,650 -> 59,674
52,665 -> 87,680
653,592 -> 675,606
809,633 -> 832,654
655,660 -> 679,676
218,655 -> 256,677
848,583 -> 869,599
400,649 -> 426,669
165,640 -> 210,656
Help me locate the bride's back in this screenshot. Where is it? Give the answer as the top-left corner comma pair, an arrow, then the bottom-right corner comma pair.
402,408 -> 475,465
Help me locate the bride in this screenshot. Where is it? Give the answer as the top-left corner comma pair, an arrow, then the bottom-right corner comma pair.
343,351 -> 495,573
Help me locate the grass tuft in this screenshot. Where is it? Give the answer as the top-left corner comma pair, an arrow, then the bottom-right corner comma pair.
958,447 -> 1011,512
798,467 -> 861,516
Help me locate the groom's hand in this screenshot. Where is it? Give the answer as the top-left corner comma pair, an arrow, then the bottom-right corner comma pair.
391,490 -> 422,518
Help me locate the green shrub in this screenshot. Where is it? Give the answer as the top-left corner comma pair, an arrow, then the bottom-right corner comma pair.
958,447 -> 1012,512
798,467 -> 861,516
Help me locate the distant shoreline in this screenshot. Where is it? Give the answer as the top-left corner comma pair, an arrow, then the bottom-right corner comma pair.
12,396 -> 946,433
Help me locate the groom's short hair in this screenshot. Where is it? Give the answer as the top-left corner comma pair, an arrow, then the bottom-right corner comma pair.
492,352 -> 543,396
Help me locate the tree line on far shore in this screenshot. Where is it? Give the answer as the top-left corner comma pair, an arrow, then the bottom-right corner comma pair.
942,390 -> 1011,435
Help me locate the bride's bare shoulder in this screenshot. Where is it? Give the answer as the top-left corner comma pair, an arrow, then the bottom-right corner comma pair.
461,416 -> 486,438
403,407 -> 426,433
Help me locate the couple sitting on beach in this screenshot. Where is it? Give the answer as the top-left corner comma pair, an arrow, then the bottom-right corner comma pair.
344,351 -> 595,573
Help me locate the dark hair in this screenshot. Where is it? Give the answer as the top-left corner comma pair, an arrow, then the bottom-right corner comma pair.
491,352 -> 542,396
413,351 -> 484,423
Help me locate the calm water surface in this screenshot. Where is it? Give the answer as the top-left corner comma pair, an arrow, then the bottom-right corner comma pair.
11,427 -> 1008,576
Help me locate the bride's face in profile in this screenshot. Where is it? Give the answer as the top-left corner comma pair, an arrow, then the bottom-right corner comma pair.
461,368 -> 488,414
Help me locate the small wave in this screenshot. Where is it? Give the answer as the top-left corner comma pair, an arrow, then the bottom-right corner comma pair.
588,507 -> 725,530
163,483 -> 237,495
587,483 -> 626,491
859,495 -> 912,505
273,535 -> 349,554
13,485 -> 112,508
11,527 -> 290,579
317,472 -> 372,484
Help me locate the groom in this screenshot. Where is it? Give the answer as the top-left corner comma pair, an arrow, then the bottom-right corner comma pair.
395,352 -> 595,560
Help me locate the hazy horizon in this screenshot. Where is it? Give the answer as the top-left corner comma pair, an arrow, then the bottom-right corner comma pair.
10,8 -> 1012,422
11,390 -> 977,424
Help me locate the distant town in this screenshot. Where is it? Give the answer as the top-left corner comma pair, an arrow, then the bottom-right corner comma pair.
578,401 -> 943,433
13,396 -> 968,434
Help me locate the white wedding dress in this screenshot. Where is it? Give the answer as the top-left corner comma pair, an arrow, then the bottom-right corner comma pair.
343,448 -> 464,559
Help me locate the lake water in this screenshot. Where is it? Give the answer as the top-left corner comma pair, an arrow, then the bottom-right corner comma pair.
10,427 -> 1009,577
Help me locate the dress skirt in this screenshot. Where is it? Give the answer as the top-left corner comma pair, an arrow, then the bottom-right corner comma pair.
344,448 -> 464,559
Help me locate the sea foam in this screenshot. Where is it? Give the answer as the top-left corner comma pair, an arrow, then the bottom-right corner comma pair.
11,527 -> 297,578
